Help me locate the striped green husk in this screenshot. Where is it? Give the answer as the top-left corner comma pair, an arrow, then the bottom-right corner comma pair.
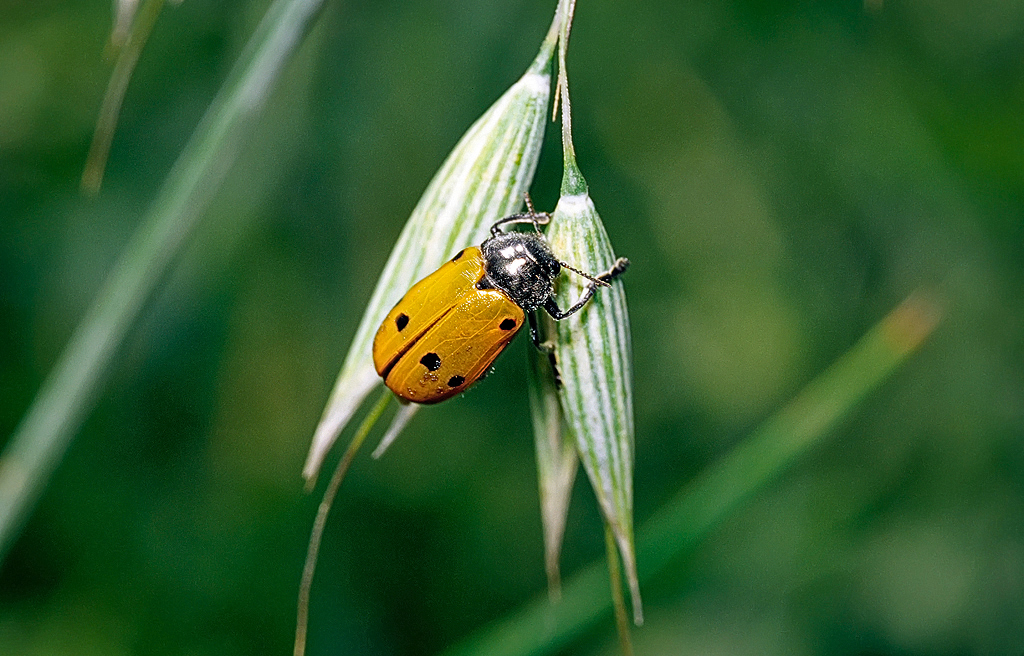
527,330 -> 579,598
304,43 -> 554,479
544,190 -> 641,624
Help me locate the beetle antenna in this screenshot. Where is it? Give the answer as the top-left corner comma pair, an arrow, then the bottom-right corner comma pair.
560,261 -> 611,287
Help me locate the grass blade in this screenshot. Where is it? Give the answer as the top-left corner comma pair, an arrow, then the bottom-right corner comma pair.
440,294 -> 941,656
0,0 -> 328,563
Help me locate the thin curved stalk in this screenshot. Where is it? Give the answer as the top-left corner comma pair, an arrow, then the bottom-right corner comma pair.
81,0 -> 166,194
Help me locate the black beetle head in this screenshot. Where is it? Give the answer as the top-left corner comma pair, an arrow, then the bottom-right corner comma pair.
479,232 -> 561,311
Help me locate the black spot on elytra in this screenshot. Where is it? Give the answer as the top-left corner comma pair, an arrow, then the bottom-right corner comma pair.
395,313 -> 409,331
447,375 -> 465,387
499,318 -> 516,330
451,249 -> 466,262
420,352 -> 441,371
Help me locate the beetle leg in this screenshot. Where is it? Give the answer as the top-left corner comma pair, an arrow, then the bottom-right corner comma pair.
527,310 -> 544,350
598,257 -> 630,283
489,192 -> 552,235
528,311 -> 560,353
543,289 -> 595,321
543,257 -> 630,320
489,212 -> 552,236
528,311 -> 563,387
548,351 -> 562,387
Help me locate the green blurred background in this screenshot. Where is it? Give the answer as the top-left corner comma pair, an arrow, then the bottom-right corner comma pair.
2,0 -> 1023,654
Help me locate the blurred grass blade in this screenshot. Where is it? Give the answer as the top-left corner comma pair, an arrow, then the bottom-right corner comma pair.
527,334 -> 578,599
441,294 -> 941,656
303,23 -> 560,481
82,0 -> 166,194
639,294 -> 942,574
0,0 -> 328,564
110,0 -> 141,49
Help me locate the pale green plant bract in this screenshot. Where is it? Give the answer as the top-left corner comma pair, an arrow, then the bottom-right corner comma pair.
303,30 -> 557,479
543,189 -> 640,625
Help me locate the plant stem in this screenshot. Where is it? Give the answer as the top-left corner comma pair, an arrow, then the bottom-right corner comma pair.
81,0 -> 166,195
295,391 -> 392,656
555,0 -> 585,196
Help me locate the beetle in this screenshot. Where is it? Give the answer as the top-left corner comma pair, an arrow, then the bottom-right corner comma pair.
372,199 -> 629,404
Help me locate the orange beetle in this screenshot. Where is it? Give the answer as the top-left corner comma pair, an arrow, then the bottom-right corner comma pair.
372,204 -> 628,404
